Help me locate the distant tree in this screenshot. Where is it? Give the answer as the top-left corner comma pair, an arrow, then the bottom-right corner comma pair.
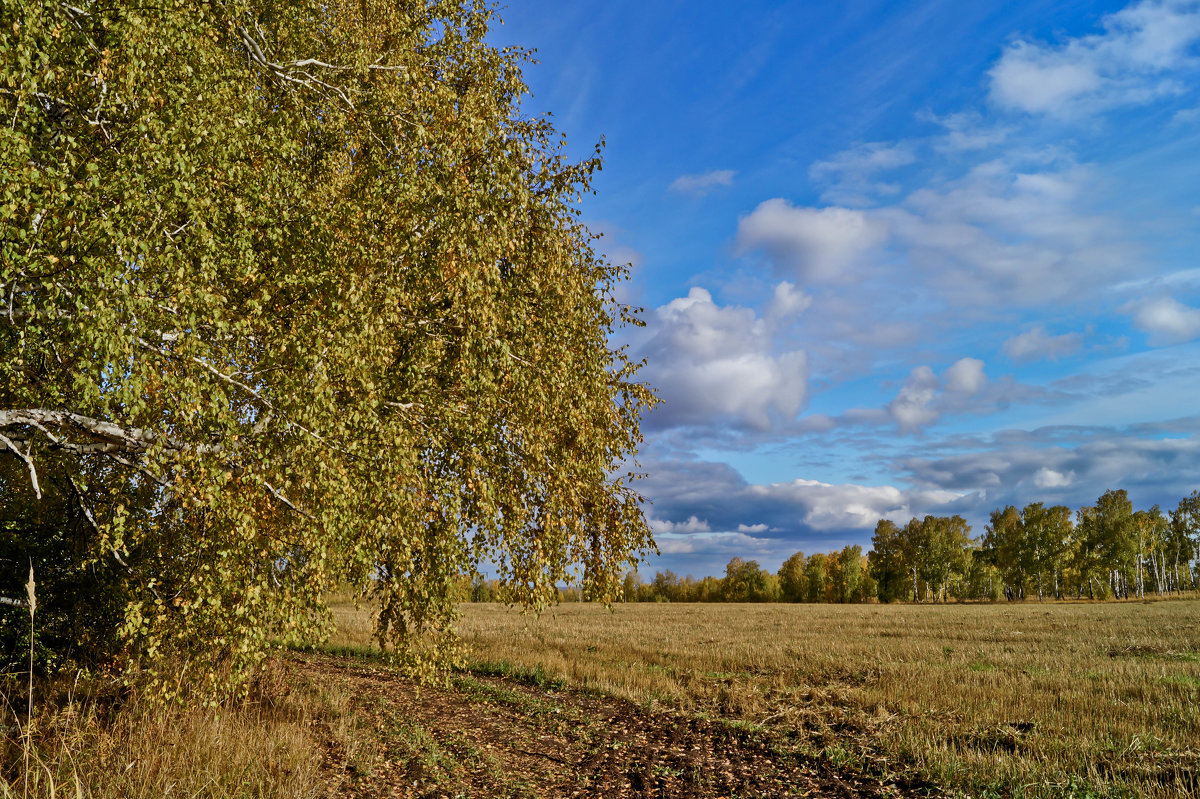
869,520 -> 905,603
833,545 -> 865,603
1169,491 -> 1200,591
804,553 -> 830,603
622,571 -> 642,602
722,558 -> 775,602
1022,503 -> 1073,600
983,506 -> 1027,600
1096,490 -> 1136,598
921,516 -> 972,602
1130,507 -> 1167,597
898,519 -> 928,602
778,551 -> 808,603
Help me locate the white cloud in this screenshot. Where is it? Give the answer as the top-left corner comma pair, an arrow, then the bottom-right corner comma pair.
1004,326 -> 1084,361
809,142 -> 916,204
648,515 -> 711,535
653,531 -> 778,557
668,169 -> 737,196
988,0 -> 1200,116
766,280 -> 812,320
748,478 -> 962,531
923,111 -> 1010,153
888,365 -> 941,431
637,287 -> 808,430
885,159 -> 1134,305
851,359 -> 1006,432
735,200 -> 888,283
638,454 -> 967,541
943,357 -> 988,395
1033,467 -> 1075,489
1124,295 -> 1200,344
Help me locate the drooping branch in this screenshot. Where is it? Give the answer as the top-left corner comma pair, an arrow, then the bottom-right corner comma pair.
0,408 -> 175,454
0,430 -> 41,499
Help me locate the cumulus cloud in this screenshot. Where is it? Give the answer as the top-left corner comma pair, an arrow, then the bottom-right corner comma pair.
898,432 -> 1200,517
943,357 -> 988,394
636,287 -> 808,430
765,280 -> 812,321
668,169 -> 737,196
648,515 -> 711,535
735,200 -> 888,283
988,0 -> 1200,116
1033,467 -> 1075,489
748,478 -> 961,531
845,359 -> 1003,433
1004,325 -> 1085,361
887,366 -> 941,432
1124,295 -> 1200,345
638,454 -> 965,543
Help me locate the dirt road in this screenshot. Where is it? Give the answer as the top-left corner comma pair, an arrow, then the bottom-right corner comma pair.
298,654 -> 935,798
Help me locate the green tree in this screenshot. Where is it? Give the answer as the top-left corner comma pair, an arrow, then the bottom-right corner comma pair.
983,506 -> 1027,600
898,518 -> 928,602
1169,491 -> 1200,591
1021,503 -> 1072,600
804,553 -> 830,603
868,519 -> 904,602
833,545 -> 864,603
1094,490 -> 1135,598
777,551 -> 807,603
722,558 -> 775,602
0,0 -> 654,688
921,516 -> 972,602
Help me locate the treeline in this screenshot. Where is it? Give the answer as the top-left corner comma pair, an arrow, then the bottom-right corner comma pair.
617,545 -> 876,603
568,488 -> 1200,604
871,489 -> 1200,602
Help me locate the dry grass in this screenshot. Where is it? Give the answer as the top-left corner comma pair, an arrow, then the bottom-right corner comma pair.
331,598 -> 1200,797
0,659 -> 354,799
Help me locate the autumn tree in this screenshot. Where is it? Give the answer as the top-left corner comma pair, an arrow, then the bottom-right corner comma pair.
1169,491 -> 1200,591
868,519 -> 904,602
832,545 -> 865,603
0,0 -> 654,687
1021,503 -> 1072,600
722,558 -> 777,602
982,505 -> 1027,600
921,516 -> 972,602
777,551 -> 807,603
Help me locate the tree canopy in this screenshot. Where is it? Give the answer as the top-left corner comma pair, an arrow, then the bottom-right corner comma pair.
0,0 -> 654,689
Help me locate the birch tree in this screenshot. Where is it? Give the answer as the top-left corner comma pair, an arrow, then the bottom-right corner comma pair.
1,0 -> 654,687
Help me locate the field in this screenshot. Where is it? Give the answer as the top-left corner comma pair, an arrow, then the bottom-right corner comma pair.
326,598 -> 1200,798
9,598 -> 1200,798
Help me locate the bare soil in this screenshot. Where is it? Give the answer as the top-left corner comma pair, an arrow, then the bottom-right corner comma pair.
298,653 -> 938,798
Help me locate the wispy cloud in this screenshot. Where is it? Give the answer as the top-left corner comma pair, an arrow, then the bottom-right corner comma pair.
668,169 -> 736,196
1004,326 -> 1085,361
809,141 -> 916,205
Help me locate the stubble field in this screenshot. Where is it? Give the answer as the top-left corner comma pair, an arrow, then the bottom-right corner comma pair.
328,598 -> 1200,797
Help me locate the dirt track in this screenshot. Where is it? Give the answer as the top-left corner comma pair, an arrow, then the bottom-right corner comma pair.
299,654 -> 936,798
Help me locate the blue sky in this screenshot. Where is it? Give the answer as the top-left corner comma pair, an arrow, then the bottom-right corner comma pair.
490,0 -> 1200,578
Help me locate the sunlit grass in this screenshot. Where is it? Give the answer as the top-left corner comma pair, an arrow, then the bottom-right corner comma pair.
331,598 -> 1200,797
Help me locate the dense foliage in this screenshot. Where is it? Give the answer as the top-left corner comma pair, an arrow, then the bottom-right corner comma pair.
0,0 -> 653,688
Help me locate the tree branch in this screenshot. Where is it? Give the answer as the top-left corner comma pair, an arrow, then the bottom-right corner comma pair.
0,431 -> 40,499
